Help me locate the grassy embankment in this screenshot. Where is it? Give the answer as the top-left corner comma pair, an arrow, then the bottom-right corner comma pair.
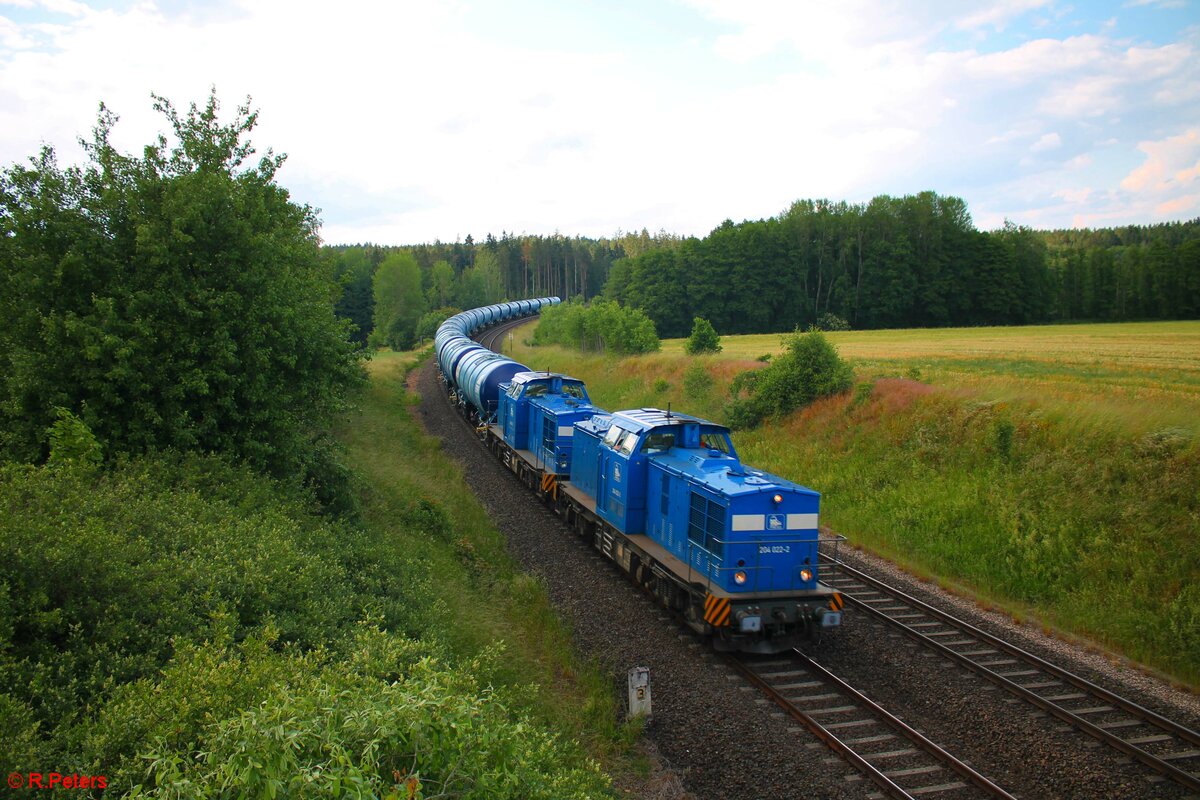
507,321 -> 1200,687
0,349 -> 635,798
335,349 -> 642,767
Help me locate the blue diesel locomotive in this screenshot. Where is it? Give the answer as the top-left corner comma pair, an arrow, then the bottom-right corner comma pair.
435,300 -> 844,653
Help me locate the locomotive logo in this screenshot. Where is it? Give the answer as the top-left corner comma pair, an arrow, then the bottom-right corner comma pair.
613,464 -> 621,482
767,514 -> 784,530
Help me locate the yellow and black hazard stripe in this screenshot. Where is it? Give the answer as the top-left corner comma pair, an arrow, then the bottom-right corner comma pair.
539,472 -> 558,500
829,592 -> 844,612
703,594 -> 731,627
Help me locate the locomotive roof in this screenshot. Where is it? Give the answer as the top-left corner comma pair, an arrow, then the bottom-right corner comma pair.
509,371 -> 585,385
653,451 -> 820,499
608,407 -> 725,433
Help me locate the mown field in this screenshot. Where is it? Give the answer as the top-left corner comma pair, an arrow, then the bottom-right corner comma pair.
509,320 -> 1200,686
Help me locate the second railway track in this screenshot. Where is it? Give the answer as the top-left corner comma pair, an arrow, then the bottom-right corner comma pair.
821,555 -> 1200,794
731,650 -> 1017,799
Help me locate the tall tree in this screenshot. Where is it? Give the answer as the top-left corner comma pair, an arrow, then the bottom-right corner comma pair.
371,252 -> 426,350
0,91 -> 366,484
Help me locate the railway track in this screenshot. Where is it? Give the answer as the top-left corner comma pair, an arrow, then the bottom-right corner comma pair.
730,650 -> 1016,799
821,556 -> 1200,794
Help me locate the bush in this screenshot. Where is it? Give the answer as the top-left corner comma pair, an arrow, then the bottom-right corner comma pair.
533,299 -> 659,355
682,363 -> 714,399
815,313 -> 851,331
684,317 -> 722,355
0,92 -> 367,486
415,306 -> 462,344
0,455 -> 431,762
725,330 -> 853,428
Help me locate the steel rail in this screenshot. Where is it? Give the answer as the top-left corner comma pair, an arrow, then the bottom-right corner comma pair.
824,556 -> 1200,793
728,651 -> 1017,799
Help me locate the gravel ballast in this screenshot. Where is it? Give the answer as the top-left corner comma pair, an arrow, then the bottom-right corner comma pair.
413,359 -> 1198,799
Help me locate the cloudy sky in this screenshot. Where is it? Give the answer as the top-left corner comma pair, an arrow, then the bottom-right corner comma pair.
1,0 -> 1197,244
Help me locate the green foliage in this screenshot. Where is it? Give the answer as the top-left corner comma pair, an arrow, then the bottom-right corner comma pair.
533,298 -> 660,355
682,363 -> 714,399
0,91 -> 366,493
46,407 -> 102,470
815,313 -> 851,331
726,331 -> 853,428
605,193 -> 1200,336
653,378 -> 670,394
684,316 -> 722,355
329,246 -> 377,345
415,306 -> 462,344
371,252 -> 428,350
0,452 -> 608,795
103,629 -> 607,799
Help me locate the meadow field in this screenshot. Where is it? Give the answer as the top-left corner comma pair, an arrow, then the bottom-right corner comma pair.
509,320 -> 1200,685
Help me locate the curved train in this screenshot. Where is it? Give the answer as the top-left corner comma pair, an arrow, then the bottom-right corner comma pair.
435,298 -> 844,653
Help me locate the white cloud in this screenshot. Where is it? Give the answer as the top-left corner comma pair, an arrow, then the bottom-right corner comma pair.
1030,132 -> 1062,152
1121,128 -> 1200,192
1,0 -> 1197,240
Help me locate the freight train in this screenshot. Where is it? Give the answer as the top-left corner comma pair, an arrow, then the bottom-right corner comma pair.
435,298 -> 844,653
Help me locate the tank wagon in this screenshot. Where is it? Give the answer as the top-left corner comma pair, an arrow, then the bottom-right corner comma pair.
435,300 -> 844,653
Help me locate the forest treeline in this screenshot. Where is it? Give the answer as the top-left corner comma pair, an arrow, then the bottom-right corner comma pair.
326,231 -> 648,346
331,194 -> 1198,345
605,193 -> 1200,338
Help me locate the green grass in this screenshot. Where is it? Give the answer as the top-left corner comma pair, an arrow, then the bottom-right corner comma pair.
335,349 -> 639,772
511,321 -> 1200,687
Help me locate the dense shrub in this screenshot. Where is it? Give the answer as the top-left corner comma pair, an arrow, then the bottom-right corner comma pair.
726,330 -> 853,428
533,299 -> 659,355
415,305 -> 462,343
684,317 -> 722,354
0,454 -> 606,796
0,92 -> 366,499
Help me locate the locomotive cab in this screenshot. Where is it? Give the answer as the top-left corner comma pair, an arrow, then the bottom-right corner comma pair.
498,372 -> 599,476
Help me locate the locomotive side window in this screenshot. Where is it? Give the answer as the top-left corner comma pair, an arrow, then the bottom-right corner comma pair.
698,430 -> 731,454
688,492 -> 726,557
525,384 -> 547,398
643,432 -> 676,453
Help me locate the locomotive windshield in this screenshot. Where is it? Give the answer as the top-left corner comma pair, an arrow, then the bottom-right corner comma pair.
603,425 -> 624,448
562,382 -> 586,399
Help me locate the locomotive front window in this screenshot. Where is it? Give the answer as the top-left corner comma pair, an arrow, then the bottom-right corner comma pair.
562,383 -> 585,398
603,425 -> 624,448
618,431 -> 638,456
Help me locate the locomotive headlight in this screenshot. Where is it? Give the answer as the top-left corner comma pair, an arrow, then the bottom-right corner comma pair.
799,568 -> 813,582
773,493 -> 783,504
734,570 -> 747,585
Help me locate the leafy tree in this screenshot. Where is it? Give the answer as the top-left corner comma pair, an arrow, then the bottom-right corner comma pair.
329,247 -> 376,345
726,331 -> 852,429
684,317 -> 722,354
0,91 -> 366,492
427,258 -> 455,307
415,306 -> 462,343
370,251 -> 427,350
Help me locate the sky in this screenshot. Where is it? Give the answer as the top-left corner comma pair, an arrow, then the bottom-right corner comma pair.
1,0 -> 1198,244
